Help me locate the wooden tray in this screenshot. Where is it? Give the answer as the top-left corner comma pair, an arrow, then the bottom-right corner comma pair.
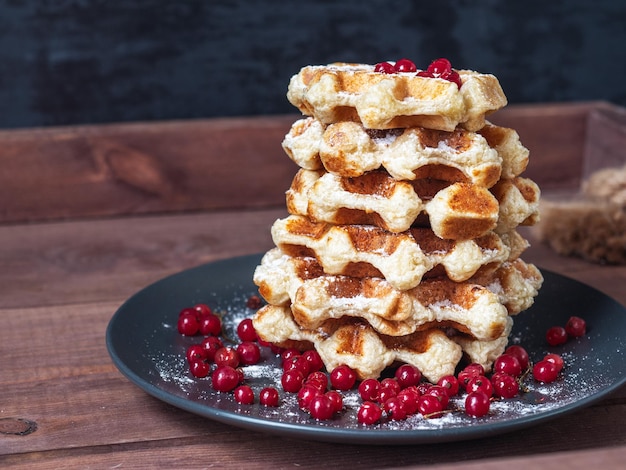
0,102 -> 624,224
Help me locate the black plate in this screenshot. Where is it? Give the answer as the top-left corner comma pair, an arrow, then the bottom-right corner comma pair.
106,254 -> 626,444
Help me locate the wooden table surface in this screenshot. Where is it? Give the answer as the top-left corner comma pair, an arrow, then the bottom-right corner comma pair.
1,103 -> 625,469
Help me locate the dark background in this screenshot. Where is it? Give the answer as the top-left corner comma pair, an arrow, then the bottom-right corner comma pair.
0,0 -> 624,129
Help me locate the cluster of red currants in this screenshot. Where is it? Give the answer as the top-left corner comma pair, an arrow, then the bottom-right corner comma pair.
177,298 -> 587,424
178,299 -> 281,407
374,57 -> 462,89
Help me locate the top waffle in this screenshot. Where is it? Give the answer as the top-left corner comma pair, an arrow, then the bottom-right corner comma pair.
287,63 -> 507,131
282,118 -> 529,185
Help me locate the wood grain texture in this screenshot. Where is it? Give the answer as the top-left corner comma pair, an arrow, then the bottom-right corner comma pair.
1,102 -> 625,224
0,208 -> 284,309
0,115 -> 296,223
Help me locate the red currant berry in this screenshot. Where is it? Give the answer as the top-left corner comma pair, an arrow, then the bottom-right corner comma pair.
426,385 -> 450,409
374,61 -> 395,74
380,378 -> 401,395
358,378 -> 380,402
394,364 -> 422,388
427,58 -> 452,77
193,303 -> 212,317
283,356 -> 311,376
246,295 -> 262,309
211,365 -> 240,392
179,307 -> 198,318
214,347 -> 240,369
189,360 -> 210,378
259,387 -> 280,407
199,314 -> 222,336
235,367 -> 245,383
357,401 -> 383,425
236,318 -> 257,342
565,316 -> 586,338
417,394 -> 444,418
309,394 -> 335,420
394,58 -> 417,73
533,360 -> 559,383
302,349 -> 324,372
237,341 -> 261,365
491,372 -> 519,399
416,70 -> 433,78
466,375 -> 493,397
280,348 -> 300,364
200,336 -> 223,362
464,391 -> 490,417
446,69 -> 462,89
546,326 -> 568,346
297,384 -> 321,410
458,363 -> 484,390
177,312 -> 200,336
186,344 -> 206,364
493,354 -> 522,377
543,353 -> 564,373
505,345 -> 530,370
377,388 -> 397,404
281,369 -> 305,393
305,371 -> 328,392
383,396 -> 408,421
330,365 -> 357,391
437,375 -> 459,397
396,386 -> 420,415
234,385 -> 255,405
325,390 -> 343,413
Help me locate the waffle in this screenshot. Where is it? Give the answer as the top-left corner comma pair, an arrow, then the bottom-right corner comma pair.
450,316 -> 513,372
253,248 -> 542,339
252,304 -> 464,382
470,258 -> 543,314
287,63 -> 507,131
271,215 -> 524,289
491,177 -> 541,233
286,169 -> 539,238
477,122 -> 529,180
283,118 -> 529,186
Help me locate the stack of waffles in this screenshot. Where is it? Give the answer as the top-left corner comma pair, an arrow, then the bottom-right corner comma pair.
252,60 -> 543,384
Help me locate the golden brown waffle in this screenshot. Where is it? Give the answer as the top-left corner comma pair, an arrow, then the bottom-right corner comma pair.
282,118 -> 529,186
253,304 -> 464,382
450,316 -> 513,371
253,248 -> 542,339
253,304 -> 513,382
491,177 -> 541,232
470,258 -> 543,314
286,169 -> 539,238
478,122 -> 529,180
271,215 -> 524,289
287,63 -> 507,131
286,169 -> 499,237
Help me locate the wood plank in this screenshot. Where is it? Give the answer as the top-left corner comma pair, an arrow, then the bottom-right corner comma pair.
0,115 -> 297,224
2,438 -> 626,469
2,102 -> 624,224
489,102 -> 600,190
0,207 -> 285,309
583,103 -> 626,175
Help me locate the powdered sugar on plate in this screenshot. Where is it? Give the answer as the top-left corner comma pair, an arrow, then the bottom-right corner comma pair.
145,288 -> 617,434
107,256 -> 626,443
